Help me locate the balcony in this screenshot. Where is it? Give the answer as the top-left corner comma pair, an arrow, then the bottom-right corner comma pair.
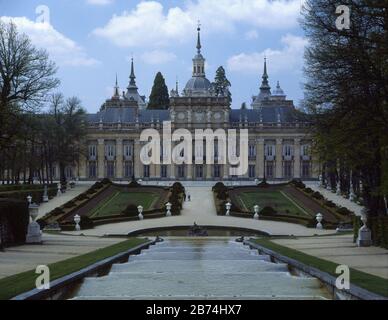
283,155 -> 293,161
265,155 -> 275,161
88,155 -> 97,161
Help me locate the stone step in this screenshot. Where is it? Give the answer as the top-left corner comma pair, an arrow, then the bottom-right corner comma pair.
72,295 -> 327,300
128,252 -> 270,261
76,272 -> 329,299
110,260 -> 289,274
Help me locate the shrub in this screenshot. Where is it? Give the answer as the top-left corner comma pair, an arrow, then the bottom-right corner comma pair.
76,193 -> 88,201
64,201 -> 76,209
304,188 -> 314,194
291,179 -> 306,189
0,199 -> 29,245
172,182 -> 185,194
100,178 -> 112,185
212,182 -> 227,193
312,191 -> 324,200
337,207 -> 353,216
79,216 -> 94,230
260,206 -> 278,216
128,180 -> 141,188
217,190 -> 228,200
324,200 -> 336,208
51,208 -> 65,216
123,204 -> 139,216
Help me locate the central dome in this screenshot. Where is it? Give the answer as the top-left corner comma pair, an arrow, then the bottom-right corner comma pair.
184,77 -> 212,91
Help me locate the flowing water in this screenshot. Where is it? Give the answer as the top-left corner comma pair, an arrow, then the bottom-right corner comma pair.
73,238 -> 332,300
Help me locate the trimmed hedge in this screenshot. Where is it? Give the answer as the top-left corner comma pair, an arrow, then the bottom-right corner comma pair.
0,199 -> 29,245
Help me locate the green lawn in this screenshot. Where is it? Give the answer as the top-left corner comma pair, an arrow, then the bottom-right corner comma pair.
252,238 -> 388,298
236,190 -> 309,217
0,238 -> 147,300
89,191 -> 160,218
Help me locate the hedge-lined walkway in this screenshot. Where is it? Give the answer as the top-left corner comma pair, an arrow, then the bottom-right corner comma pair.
37,184 -> 91,220
272,235 -> 388,279
305,182 -> 364,216
0,234 -> 123,280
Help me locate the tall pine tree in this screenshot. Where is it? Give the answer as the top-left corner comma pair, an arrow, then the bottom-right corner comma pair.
213,66 -> 232,102
147,72 -> 170,110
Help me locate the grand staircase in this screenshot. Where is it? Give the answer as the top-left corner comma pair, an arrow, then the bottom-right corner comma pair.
73,239 -> 331,300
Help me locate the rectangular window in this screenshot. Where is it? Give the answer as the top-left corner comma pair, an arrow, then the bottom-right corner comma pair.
161,165 -> 167,178
214,165 -> 221,178
266,162 -> 274,179
178,165 -> 185,178
196,165 -> 203,179
88,145 -> 96,158
283,145 -> 293,157
302,161 -> 310,178
106,162 -> 115,178
284,161 -> 292,179
143,165 -> 150,178
88,162 -> 96,178
249,165 -> 256,178
124,144 -> 132,158
124,161 -> 132,178
249,145 -> 256,158
105,145 -> 115,158
302,145 -> 310,157
265,145 -> 275,157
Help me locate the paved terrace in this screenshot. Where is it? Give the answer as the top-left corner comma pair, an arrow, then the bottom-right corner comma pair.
0,234 -> 122,279
273,235 -> 388,279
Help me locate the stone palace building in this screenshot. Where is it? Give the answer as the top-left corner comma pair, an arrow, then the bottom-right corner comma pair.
70,27 -> 318,182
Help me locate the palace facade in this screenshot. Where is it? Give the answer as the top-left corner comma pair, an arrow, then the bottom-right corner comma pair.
71,27 -> 318,182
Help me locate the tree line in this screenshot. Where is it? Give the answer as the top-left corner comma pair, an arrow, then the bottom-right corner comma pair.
301,0 -> 388,217
0,22 -> 86,185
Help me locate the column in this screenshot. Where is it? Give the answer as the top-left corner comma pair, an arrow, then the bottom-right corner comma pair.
294,138 -> 301,179
276,138 -> 283,179
155,163 -> 161,179
312,151 -> 320,179
206,164 -> 212,180
134,141 -> 141,179
223,163 -> 230,180
256,138 -> 265,179
97,139 -> 105,179
116,138 -> 123,179
170,162 -> 176,180
187,164 -> 193,180
78,153 -> 87,180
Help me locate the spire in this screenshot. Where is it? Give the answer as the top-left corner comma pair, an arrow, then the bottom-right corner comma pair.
196,21 -> 202,54
258,57 -> 271,100
192,22 -> 206,77
129,57 -> 137,88
176,76 -> 179,93
113,73 -> 120,98
261,57 -> 270,88
127,56 -> 139,95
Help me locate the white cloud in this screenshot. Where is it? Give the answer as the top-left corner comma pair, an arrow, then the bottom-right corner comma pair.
141,50 -> 177,65
227,34 -> 307,75
93,0 -> 302,48
86,0 -> 114,6
245,30 -> 259,40
0,16 -> 100,67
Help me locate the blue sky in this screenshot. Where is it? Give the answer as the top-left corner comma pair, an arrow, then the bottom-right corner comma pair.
0,0 -> 307,113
